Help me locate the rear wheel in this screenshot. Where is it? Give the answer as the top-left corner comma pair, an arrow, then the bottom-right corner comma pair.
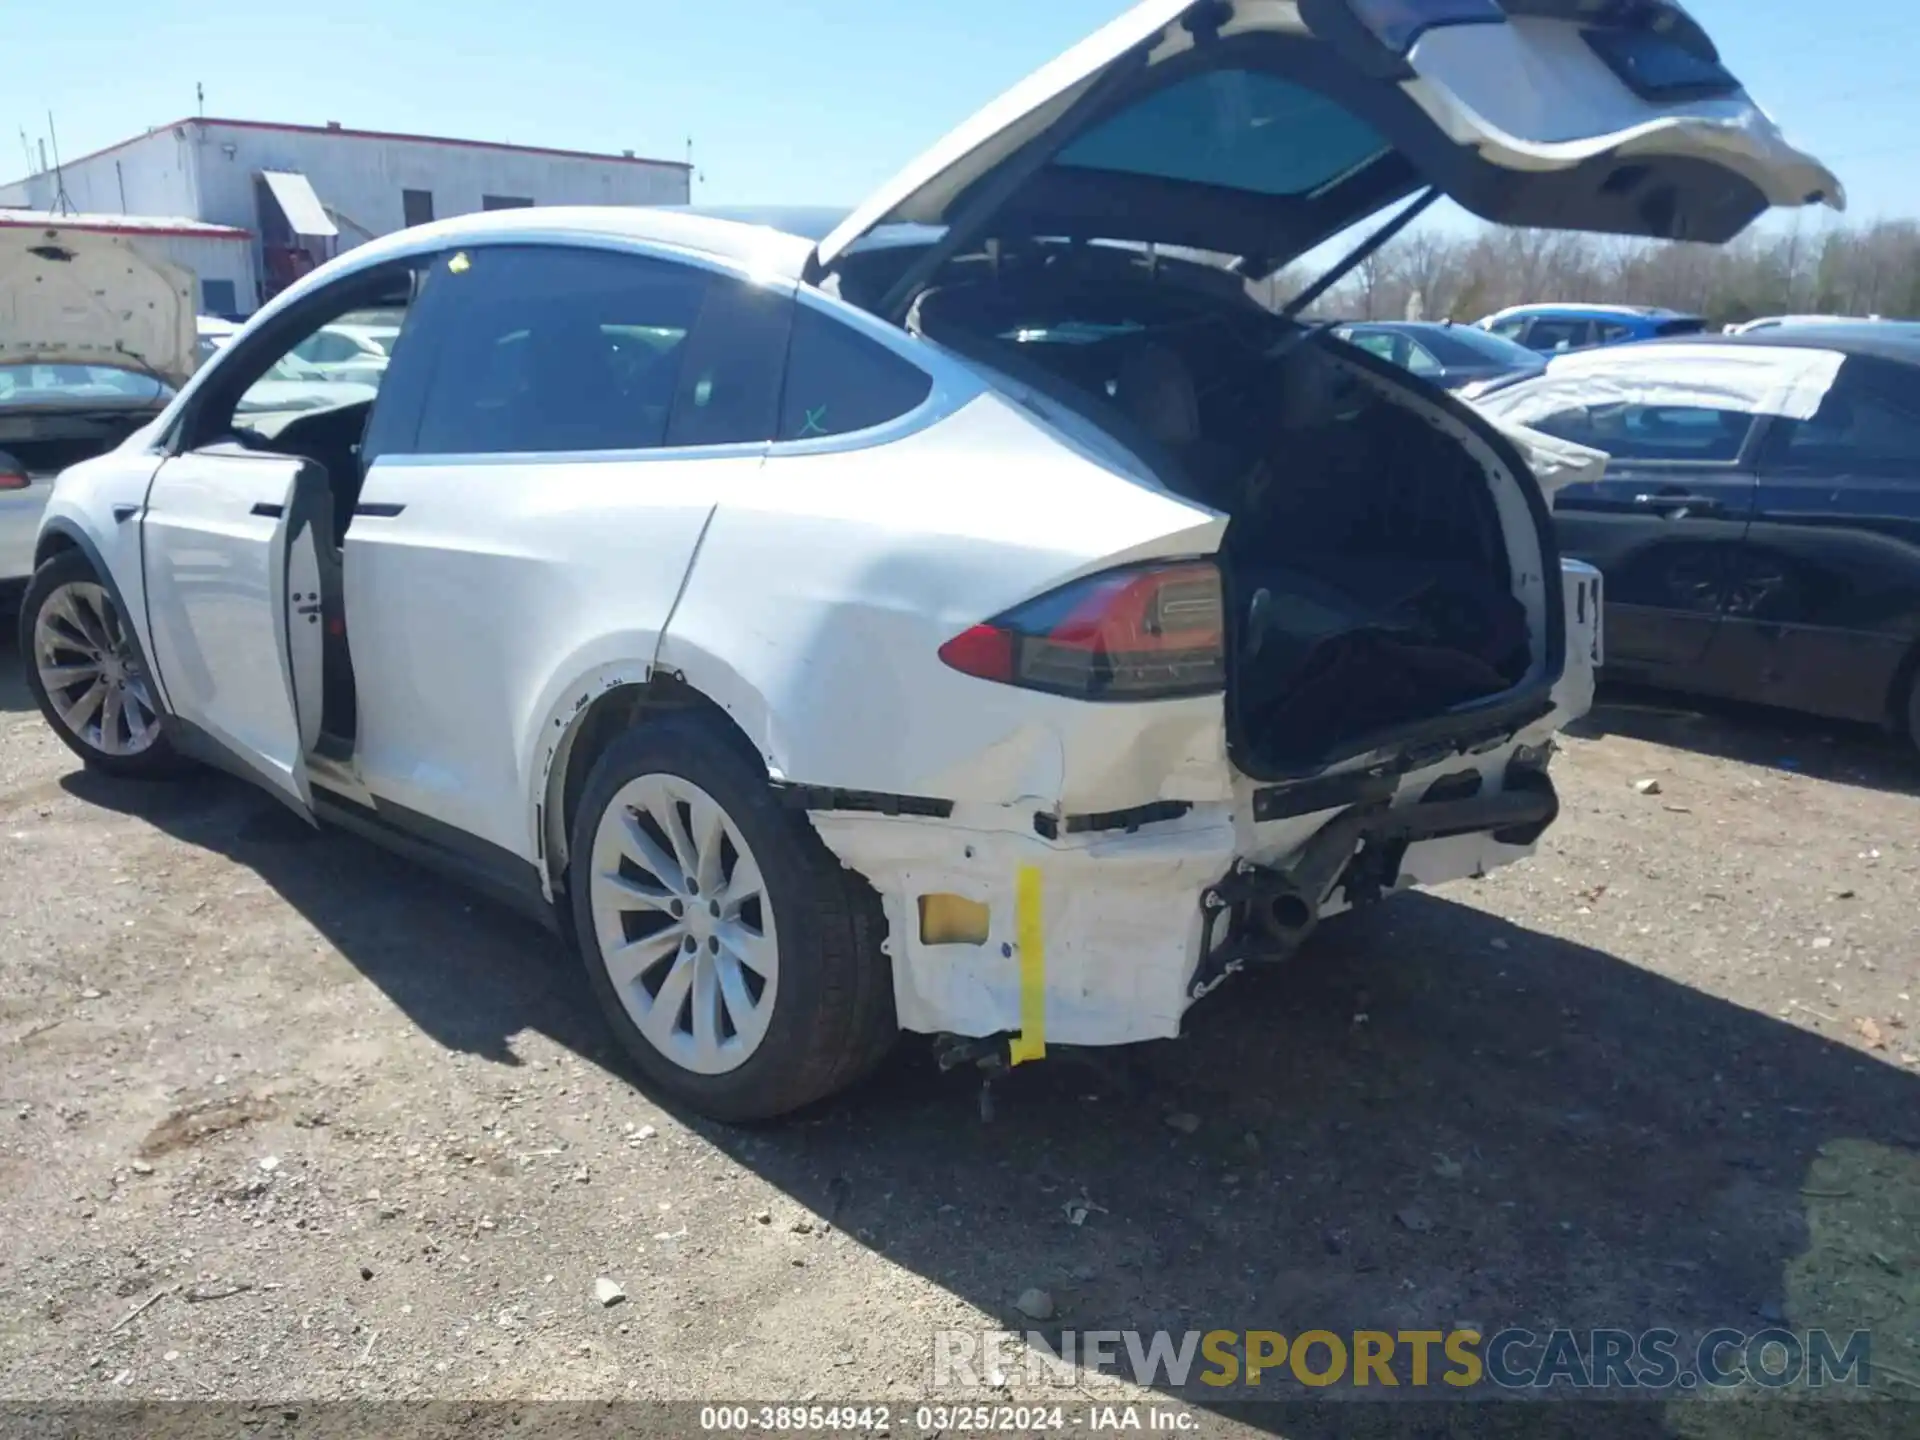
568,713 -> 895,1122
21,550 -> 187,778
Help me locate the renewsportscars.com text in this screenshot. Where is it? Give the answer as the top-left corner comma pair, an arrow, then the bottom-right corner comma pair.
933,1327 -> 1872,1393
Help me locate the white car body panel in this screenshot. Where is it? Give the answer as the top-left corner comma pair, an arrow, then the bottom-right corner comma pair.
653,387 -> 1231,815
349,447 -> 747,860
141,450 -> 314,809
30,438 -> 167,637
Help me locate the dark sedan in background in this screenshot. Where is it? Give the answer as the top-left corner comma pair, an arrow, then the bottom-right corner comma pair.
1331,320 -> 1547,394
1475,324 -> 1920,744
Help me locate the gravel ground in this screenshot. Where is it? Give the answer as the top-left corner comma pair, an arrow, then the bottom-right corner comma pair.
1,626 -> 1918,1437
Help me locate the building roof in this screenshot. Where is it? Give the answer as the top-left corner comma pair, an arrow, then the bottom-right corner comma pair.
5,115 -> 689,189
0,209 -> 251,240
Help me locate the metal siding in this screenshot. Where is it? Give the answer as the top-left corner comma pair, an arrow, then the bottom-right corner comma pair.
139,233 -> 259,315
6,121 -> 688,310
0,129 -> 197,216
197,124 -> 689,251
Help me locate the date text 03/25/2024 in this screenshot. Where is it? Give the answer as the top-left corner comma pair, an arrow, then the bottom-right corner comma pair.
698,1404 -> 1198,1431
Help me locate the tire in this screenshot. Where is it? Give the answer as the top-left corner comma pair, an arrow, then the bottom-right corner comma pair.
20,550 -> 190,779
568,712 -> 896,1122
1906,667 -> 1920,754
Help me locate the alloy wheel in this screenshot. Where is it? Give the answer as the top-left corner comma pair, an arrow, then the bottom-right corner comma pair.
587,774 -> 779,1076
33,581 -> 162,758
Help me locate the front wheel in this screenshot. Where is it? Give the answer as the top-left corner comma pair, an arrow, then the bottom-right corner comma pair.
568,713 -> 895,1122
20,550 -> 188,778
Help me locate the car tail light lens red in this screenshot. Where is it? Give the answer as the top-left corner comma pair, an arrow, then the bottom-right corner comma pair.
938,561 -> 1226,700
0,450 -> 28,491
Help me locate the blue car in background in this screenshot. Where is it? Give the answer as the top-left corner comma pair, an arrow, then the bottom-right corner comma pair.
1475,304 -> 1708,355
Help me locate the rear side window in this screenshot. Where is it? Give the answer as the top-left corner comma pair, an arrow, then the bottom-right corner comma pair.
1655,318 -> 1708,338
1527,319 -> 1595,354
1055,70 -> 1389,199
1530,403 -> 1753,463
1771,358 -> 1920,473
778,306 -> 932,442
411,246 -> 708,455
664,279 -> 793,449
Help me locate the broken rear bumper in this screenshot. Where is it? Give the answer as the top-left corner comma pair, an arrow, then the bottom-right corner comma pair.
807,761 -> 1560,1052
804,560 -> 1598,1054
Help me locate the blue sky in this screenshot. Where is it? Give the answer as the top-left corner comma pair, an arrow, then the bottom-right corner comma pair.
8,0 -> 1914,227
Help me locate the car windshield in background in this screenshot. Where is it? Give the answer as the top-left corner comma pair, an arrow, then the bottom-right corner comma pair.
1420,326 -> 1542,367
0,364 -> 172,407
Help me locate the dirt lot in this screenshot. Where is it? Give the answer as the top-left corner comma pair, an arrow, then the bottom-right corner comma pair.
1,623 -> 1918,1436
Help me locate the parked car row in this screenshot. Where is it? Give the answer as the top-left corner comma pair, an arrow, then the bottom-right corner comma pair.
8,0 -> 1847,1120
1467,323 -> 1920,740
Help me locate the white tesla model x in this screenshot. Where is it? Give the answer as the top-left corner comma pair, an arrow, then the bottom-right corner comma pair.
21,0 -> 1836,1119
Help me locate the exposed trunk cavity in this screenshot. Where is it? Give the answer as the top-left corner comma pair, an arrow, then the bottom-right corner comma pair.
904,255 -> 1553,779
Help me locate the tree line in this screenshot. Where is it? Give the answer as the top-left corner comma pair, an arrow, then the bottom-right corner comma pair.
1274,217 -> 1920,327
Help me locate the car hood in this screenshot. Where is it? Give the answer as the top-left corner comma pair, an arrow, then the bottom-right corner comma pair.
816,0 -> 1841,288
0,222 -> 197,390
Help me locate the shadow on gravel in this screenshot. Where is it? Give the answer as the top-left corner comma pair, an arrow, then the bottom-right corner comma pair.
1570,682 -> 1920,800
63,767 -> 1920,1439
0,626 -> 36,715
61,766 -> 611,1070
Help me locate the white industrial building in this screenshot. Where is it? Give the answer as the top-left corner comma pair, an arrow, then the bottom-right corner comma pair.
1,116 -> 691,315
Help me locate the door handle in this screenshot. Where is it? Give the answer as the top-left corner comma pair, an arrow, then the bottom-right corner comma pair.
251,501 -> 284,518
1633,492 -> 1722,516
354,502 -> 406,518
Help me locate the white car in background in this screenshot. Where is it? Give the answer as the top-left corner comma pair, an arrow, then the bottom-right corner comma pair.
288,318 -> 403,387
1725,314 -> 1887,335
1,225 -> 191,586
21,0 -> 1835,1119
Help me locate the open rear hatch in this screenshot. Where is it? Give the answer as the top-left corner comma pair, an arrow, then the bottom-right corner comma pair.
816,0 -> 1835,782
813,0 -> 1839,299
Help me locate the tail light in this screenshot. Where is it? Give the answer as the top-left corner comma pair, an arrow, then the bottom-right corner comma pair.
0,450 -> 28,491
938,561 -> 1226,701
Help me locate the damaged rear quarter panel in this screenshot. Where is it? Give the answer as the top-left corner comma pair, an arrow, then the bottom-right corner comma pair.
652,388 -> 1231,814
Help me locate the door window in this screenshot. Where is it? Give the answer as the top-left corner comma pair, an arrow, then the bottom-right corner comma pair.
1527,319 -> 1595,354
1341,329 -> 1402,364
1488,318 -> 1528,342
776,305 -> 933,442
408,246 -> 719,455
1402,340 -> 1443,379
1529,402 -> 1754,463
183,263 -> 428,447
1767,358 -> 1920,473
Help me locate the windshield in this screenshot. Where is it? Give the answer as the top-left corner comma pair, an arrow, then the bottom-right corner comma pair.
0,363 -> 172,407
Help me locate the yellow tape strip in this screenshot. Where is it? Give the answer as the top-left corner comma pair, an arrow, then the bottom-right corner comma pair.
1009,865 -> 1046,1065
